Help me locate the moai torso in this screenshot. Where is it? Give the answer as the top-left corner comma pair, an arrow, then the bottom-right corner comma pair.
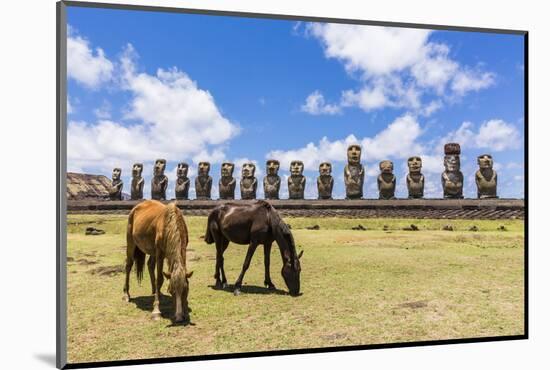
175,162 -> 190,200
130,163 -> 144,200
219,162 -> 236,200
344,145 -> 364,199
377,160 -> 396,200
195,162 -> 212,200
151,159 -> 168,200
475,154 -> 498,199
317,162 -> 334,200
288,161 -> 305,199
109,168 -> 123,200
263,160 -> 281,200
441,143 -> 464,199
240,162 -> 257,200
406,156 -> 424,199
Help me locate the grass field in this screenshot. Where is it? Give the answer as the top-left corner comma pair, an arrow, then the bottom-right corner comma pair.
66,214 -> 525,363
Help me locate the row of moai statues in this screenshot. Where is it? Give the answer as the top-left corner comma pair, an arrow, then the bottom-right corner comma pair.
108,143 -> 498,200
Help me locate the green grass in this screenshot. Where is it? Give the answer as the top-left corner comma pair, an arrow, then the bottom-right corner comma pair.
66,214 -> 525,363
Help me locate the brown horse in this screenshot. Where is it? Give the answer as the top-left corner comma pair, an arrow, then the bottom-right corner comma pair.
124,200 -> 193,323
204,200 -> 303,296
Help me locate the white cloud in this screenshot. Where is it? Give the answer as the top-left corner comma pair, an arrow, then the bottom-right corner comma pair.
441,119 -> 521,152
307,23 -> 430,76
302,23 -> 495,116
301,91 -> 341,115
451,69 -> 495,95
267,114 -> 424,169
67,30 -> 114,89
475,119 -> 521,151
93,100 -> 111,119
67,43 -> 239,173
67,96 -> 73,114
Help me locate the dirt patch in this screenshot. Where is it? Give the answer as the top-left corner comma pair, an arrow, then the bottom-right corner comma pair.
398,300 -> 429,309
67,256 -> 75,262
306,225 -> 320,230
89,265 -> 124,276
403,224 -> 419,231
320,332 -> 348,341
351,224 -> 367,231
77,258 -> 98,265
85,227 -> 105,235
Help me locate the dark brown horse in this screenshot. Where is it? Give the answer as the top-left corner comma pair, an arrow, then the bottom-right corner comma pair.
124,200 -> 193,323
204,200 -> 303,296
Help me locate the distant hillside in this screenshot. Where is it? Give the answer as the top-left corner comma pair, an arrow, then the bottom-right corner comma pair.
66,172 -> 112,200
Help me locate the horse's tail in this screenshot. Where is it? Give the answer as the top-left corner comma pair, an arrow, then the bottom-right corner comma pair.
127,207 -> 146,284
204,207 -> 218,244
164,202 -> 188,260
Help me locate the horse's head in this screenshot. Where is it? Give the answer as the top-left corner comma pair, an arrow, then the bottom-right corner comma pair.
281,249 -> 303,297
163,267 -> 193,323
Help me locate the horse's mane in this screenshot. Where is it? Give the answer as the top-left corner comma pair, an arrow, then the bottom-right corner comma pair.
163,202 -> 188,269
267,205 -> 298,261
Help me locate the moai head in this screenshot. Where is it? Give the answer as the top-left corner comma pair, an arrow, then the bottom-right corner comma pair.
379,160 -> 394,174
132,163 -> 143,178
290,160 -> 304,176
477,154 -> 494,170
221,162 -> 235,177
177,162 -> 189,178
319,162 -> 332,176
154,159 -> 166,176
407,156 -> 422,174
443,143 -> 461,172
242,162 -> 256,178
266,159 -> 280,175
198,162 -> 210,176
347,144 -> 362,165
112,168 -> 121,181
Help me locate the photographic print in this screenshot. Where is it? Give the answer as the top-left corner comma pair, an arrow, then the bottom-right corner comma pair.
58,2 -> 526,367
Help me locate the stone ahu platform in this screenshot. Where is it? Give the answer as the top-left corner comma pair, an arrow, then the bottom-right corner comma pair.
67,198 -> 525,219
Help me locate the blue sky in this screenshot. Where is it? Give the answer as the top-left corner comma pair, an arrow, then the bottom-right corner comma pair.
66,6 -> 525,199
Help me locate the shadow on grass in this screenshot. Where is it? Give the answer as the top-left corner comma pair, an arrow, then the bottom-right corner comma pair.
130,294 -> 194,327
208,284 -> 288,296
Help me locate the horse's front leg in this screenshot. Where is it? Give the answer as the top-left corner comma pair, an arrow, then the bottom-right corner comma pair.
152,254 -> 164,320
263,242 -> 276,290
234,242 -> 258,295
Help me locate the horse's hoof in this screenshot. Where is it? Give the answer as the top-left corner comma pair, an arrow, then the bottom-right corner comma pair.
122,295 -> 130,302
152,312 -> 161,320
222,282 -> 228,289
215,282 -> 223,290
265,283 -> 276,291
233,288 -> 241,296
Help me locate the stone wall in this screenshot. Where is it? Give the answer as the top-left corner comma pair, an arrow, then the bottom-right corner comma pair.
67,199 -> 524,219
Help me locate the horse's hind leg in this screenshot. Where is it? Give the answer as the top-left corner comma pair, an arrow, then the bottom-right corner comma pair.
263,242 -> 276,290
234,242 -> 259,295
219,239 -> 229,288
214,239 -> 225,289
123,222 -> 135,302
147,255 -> 156,295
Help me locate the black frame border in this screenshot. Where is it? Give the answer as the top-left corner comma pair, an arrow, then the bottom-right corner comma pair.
56,1 -> 529,369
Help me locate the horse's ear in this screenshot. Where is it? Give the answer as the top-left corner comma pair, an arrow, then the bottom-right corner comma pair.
298,250 -> 304,259
186,271 -> 194,279
163,271 -> 171,280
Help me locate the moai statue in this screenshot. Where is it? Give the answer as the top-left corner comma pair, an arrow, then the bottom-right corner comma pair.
219,162 -> 236,200
406,156 -> 424,199
288,160 -> 306,200
195,162 -> 212,200
263,159 -> 281,200
175,162 -> 190,200
240,162 -> 257,200
441,143 -> 464,199
344,144 -> 365,199
109,167 -> 123,200
130,163 -> 144,200
475,154 -> 498,199
151,159 -> 168,200
377,160 -> 396,200
317,162 -> 334,200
